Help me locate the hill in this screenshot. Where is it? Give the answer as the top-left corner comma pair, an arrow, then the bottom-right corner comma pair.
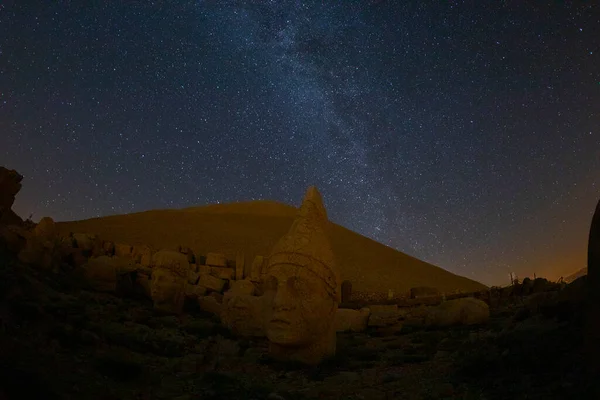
56,200 -> 487,294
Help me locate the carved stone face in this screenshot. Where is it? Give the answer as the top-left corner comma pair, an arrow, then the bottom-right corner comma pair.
150,268 -> 185,313
262,263 -> 336,347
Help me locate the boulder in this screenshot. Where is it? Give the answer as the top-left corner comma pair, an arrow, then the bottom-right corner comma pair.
368,304 -> 401,327
206,252 -> 227,267
425,297 -> 490,327
335,308 -> 370,332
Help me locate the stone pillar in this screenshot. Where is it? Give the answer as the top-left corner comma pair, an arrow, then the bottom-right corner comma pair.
235,252 -> 245,280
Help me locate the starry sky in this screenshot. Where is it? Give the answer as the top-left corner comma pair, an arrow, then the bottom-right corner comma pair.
1,1 -> 599,286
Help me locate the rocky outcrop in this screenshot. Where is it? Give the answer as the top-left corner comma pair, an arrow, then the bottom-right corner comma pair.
586,197 -> 600,392
0,167 -> 24,225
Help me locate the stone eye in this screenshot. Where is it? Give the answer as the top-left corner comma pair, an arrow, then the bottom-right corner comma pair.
290,277 -> 306,291
265,276 -> 278,291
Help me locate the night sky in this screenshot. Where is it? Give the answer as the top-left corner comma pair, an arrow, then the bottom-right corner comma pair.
1,1 -> 599,286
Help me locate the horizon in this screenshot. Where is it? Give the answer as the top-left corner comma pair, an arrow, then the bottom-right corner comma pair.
12,195 -> 589,288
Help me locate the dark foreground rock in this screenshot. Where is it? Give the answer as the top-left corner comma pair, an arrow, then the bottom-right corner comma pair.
0,243 -> 596,399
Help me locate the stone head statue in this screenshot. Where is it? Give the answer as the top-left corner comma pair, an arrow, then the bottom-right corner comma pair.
261,186 -> 341,365
150,250 -> 188,314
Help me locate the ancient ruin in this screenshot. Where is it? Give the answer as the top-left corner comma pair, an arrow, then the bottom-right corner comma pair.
260,186 -> 341,365
0,165 -> 593,398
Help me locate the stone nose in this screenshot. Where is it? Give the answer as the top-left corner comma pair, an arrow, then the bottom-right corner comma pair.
273,283 -> 295,311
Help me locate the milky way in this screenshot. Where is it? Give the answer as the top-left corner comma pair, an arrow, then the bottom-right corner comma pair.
1,1 -> 599,285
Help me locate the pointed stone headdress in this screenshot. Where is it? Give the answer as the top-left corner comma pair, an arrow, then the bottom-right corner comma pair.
263,186 -> 340,301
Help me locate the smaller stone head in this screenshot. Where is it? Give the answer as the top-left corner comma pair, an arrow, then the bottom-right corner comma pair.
150,250 -> 188,314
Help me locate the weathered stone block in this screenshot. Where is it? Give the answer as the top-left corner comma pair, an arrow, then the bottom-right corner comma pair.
210,266 -> 235,280
185,283 -> 208,299
198,273 -> 226,292
368,304 -> 400,327
335,308 -> 370,332
114,243 -> 132,258
188,271 -> 200,285
206,252 -> 226,267
198,296 -> 222,316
